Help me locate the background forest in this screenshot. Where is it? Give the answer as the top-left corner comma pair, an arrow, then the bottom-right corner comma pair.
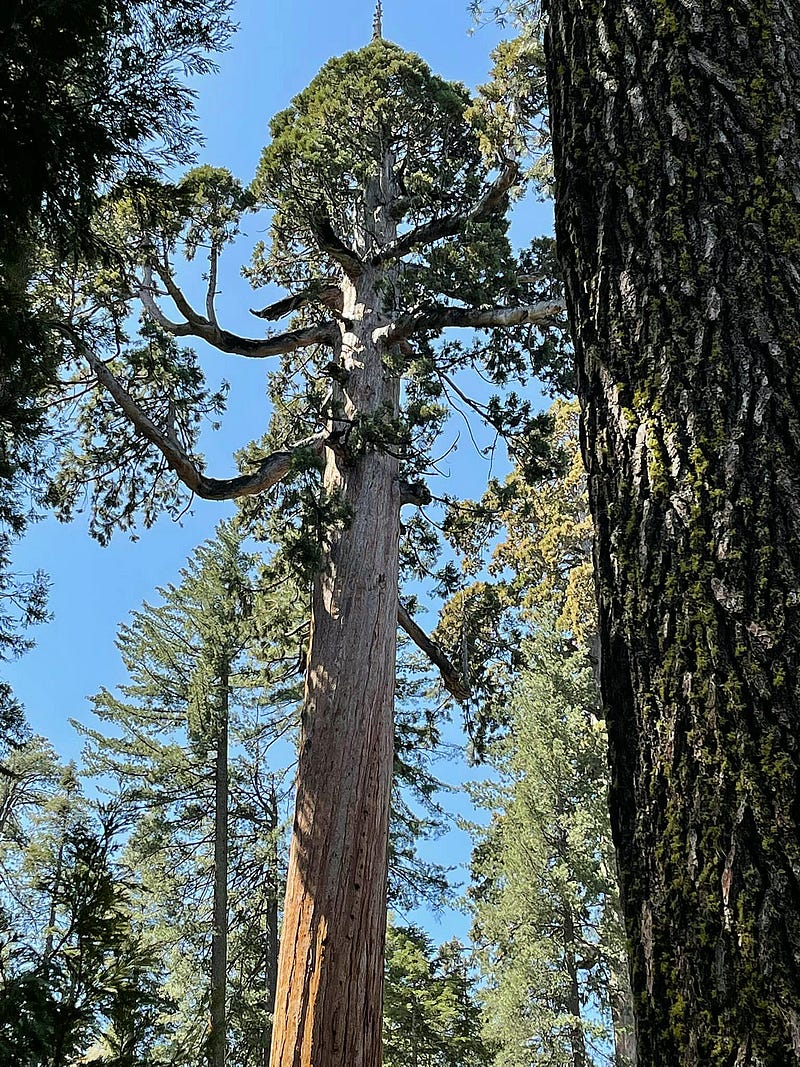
0,1 -> 630,1063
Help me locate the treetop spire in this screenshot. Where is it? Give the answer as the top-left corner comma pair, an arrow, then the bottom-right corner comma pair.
372,0 -> 383,40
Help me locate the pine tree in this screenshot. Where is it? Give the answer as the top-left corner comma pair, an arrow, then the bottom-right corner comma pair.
45,28 -> 568,1065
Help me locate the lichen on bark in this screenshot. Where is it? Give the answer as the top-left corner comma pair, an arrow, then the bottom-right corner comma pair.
545,0 -> 800,1061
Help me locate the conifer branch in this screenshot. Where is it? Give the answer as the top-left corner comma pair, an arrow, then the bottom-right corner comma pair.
397,602 -> 471,702
139,268 -> 338,357
56,324 -> 328,501
371,161 -> 519,265
377,299 -> 565,343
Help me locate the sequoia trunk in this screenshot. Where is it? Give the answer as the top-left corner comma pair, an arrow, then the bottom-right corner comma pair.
269,162 -> 401,1067
546,1 -> 800,1062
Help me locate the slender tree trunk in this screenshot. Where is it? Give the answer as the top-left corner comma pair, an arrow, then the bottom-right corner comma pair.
563,901 -> 587,1067
208,693 -> 229,1067
545,1 -> 800,1063
269,162 -> 401,1067
264,776 -> 280,1055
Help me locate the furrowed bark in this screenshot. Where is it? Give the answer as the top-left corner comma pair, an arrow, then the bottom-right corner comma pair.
546,0 -> 800,1062
269,159 -> 401,1067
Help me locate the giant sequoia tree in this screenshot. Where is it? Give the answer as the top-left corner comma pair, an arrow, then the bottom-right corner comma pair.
544,0 -> 800,1062
47,31 -> 564,1067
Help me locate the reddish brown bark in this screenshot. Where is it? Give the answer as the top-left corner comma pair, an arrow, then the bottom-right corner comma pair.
269,153 -> 401,1067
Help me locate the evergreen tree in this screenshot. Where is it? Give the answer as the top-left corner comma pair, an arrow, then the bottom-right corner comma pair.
383,920 -> 493,1067
78,522 -> 289,1066
78,523 -> 451,1065
44,28 -> 568,1064
0,0 -> 235,726
469,634 -> 630,1067
0,767 -> 170,1067
443,400 -> 633,1064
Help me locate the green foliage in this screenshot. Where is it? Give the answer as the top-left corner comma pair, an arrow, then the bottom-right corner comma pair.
468,630 -> 627,1066
0,784 -> 174,1067
383,920 -> 495,1067
47,326 -> 228,544
72,524 -> 293,1062
468,4 -> 551,184
0,0 -> 234,723
437,399 -> 590,746
252,39 -> 498,293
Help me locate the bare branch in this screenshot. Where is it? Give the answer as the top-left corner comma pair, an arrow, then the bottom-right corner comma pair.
205,245 -> 219,327
251,280 -> 343,321
55,324 -> 328,502
378,299 -> 566,344
397,602 -> 471,702
371,161 -> 519,266
309,211 -> 363,279
137,269 -> 339,358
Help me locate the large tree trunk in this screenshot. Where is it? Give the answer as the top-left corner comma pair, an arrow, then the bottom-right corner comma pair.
545,1 -> 800,1063
269,161 -> 401,1067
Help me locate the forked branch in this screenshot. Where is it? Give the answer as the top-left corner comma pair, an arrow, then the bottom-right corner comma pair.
139,267 -> 338,358
57,325 -> 328,502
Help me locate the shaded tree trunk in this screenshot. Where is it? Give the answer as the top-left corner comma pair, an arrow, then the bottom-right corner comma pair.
563,905 -> 587,1067
269,162 -> 401,1067
209,694 -> 229,1067
264,776 -> 280,1060
609,938 -> 637,1067
545,0 -> 800,1063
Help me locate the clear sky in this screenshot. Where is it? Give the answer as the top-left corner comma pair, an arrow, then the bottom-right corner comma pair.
7,0 -> 553,938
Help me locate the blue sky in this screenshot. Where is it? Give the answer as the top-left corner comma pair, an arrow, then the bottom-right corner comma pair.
8,0 -> 553,938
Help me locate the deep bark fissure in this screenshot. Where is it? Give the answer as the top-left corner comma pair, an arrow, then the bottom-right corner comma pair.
546,0 -> 800,1062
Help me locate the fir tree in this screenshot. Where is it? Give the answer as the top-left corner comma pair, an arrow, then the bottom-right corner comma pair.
383,920 -> 494,1067
77,522 -> 289,1066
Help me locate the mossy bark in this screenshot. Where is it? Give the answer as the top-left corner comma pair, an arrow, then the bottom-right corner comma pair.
545,0 -> 800,1062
